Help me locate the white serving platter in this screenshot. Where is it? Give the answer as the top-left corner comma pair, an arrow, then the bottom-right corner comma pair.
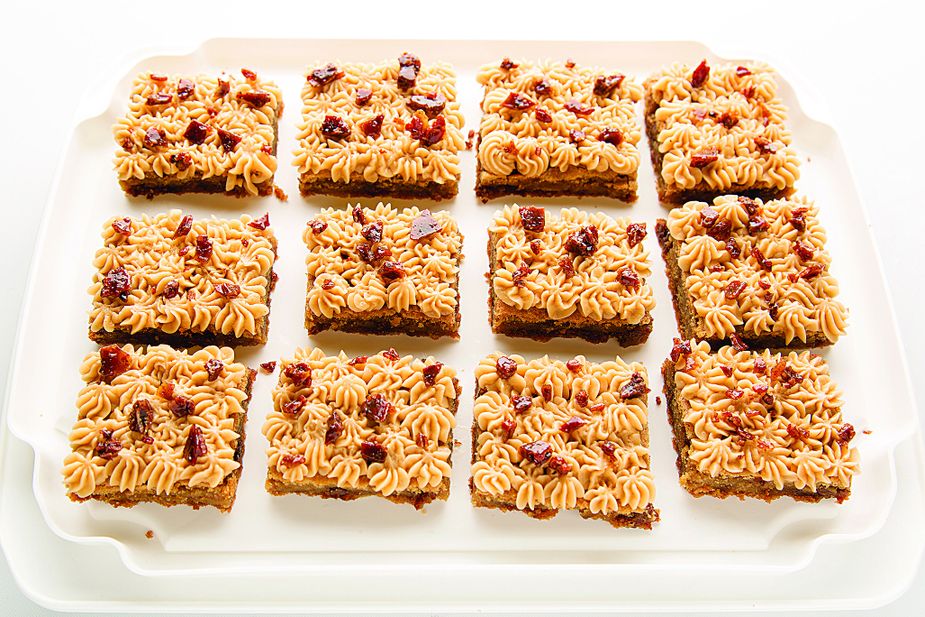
3,38 -> 924,611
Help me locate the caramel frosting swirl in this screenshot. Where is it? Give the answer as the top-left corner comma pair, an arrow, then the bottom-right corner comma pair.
262,348 -> 458,502
670,340 -> 859,492
665,195 -> 847,343
490,205 -> 654,322
471,353 -> 656,518
477,59 -> 643,180
113,71 -> 282,196
89,210 -> 277,342
645,61 -> 799,193
62,345 -> 250,500
293,58 -> 464,186
303,203 -> 462,320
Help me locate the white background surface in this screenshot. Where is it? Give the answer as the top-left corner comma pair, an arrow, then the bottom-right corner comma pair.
1,1 -> 921,614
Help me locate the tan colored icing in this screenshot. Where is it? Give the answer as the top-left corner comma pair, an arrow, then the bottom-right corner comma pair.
672,340 -> 859,491
113,71 -> 282,195
303,203 -> 461,319
88,210 -> 276,340
490,206 -> 654,322
293,59 -> 464,185
62,345 -> 248,498
666,195 -> 847,343
476,60 -> 643,179
262,348 -> 457,496
471,353 -> 655,515
645,61 -> 799,192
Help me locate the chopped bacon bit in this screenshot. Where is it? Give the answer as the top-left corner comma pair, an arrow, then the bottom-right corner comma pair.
593,74 -> 625,96
406,113 -> 446,146
500,57 -> 518,70
700,206 -> 720,228
320,279 -> 334,291
360,440 -> 387,463
355,87 -> 373,106
690,59 -> 710,87
304,219 -> 327,237
496,356 -> 518,379
415,433 -> 430,449
719,364 -> 734,377
752,383 -> 769,397
397,65 -> 418,90
422,362 -> 443,387
351,205 -> 366,225
149,73 -> 168,82
143,127 -> 167,149
726,388 -> 744,400
284,362 -> 312,388
533,78 -> 552,96
112,217 -> 132,236
793,240 -> 815,261
217,127 -> 241,152
683,356 -> 699,373
281,454 -> 307,467
465,129 -> 476,150
566,359 -> 582,373
564,100 -> 593,116
99,345 -> 131,383
361,393 -> 393,424
753,357 -> 768,374
307,63 -> 344,87
691,147 -> 719,168
183,120 -> 210,145
101,266 -> 132,300
797,263 -> 824,280
168,395 -> 194,418
511,263 -> 531,287
129,399 -> 153,437
618,266 -> 640,291
407,93 -> 446,118
512,395 -> 532,414
655,396 -> 662,405
838,424 -> 856,444
383,348 -> 400,361
94,430 -> 123,460
529,240 -> 542,255
574,391 -> 589,408
725,279 -> 747,300
717,111 -> 738,129
564,225 -> 599,256
215,282 -> 240,299
755,137 -> 780,154
565,58 -> 576,69
670,338 -> 692,362
568,129 -> 585,144
260,361 -> 277,373
519,441 -> 553,465
410,209 -> 442,240
205,359 -> 224,380
748,215 -> 769,234
736,66 -> 752,77
600,441 -> 618,459
282,395 -> 307,416
541,384 -> 553,401
215,78 -> 230,98
158,382 -> 176,400
558,256 -> 576,278
320,115 -> 350,140
771,362 -> 804,388
787,424 -> 809,441
589,402 -> 605,413
710,265 -> 725,273
518,205 -> 546,232
751,247 -> 772,271
237,90 -> 271,107
195,235 -> 213,263
359,113 -> 384,138
598,128 -> 624,146
348,355 -> 368,367
177,78 -> 195,100
625,222 -> 647,248
789,207 -> 808,231
183,425 -> 207,464
501,417 -> 516,438
241,68 -> 257,80
729,332 -> 749,352
161,280 -> 180,299
361,220 -> 384,243
356,241 -> 391,265
170,152 -> 192,170
248,213 -> 270,230
620,372 -> 649,400
534,107 -> 553,123
548,455 -> 571,476
501,91 -> 536,111
146,92 -> 172,106
378,260 -> 406,283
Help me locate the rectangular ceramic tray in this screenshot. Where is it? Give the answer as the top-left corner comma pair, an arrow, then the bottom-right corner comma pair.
3,38 -> 924,612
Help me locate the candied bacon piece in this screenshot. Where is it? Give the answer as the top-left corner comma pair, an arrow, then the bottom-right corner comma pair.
410,210 -> 442,240
720,364 -> 734,377
725,238 -> 742,259
320,115 -> 350,140
397,65 -> 418,90
282,395 -> 307,415
600,441 -> 618,459
541,385 -> 553,401
348,355 -> 368,366
99,345 -> 131,383
422,362 -> 443,387
398,52 -> 421,71
725,279 -> 747,300
561,415 -> 587,433
169,395 -> 194,418
360,440 -> 388,463
568,129 -> 585,144
501,91 -> 536,111
414,115 -> 446,147
519,441 -> 553,465
325,411 -> 345,444
284,362 -> 312,388
717,111 -> 739,129
789,207 -> 808,231
129,399 -> 153,437
241,68 -> 257,80
620,372 -> 649,400
670,337 -> 693,362
750,247 -> 772,271
793,240 -> 815,261
837,423 -> 856,444
690,59 -> 710,87
353,87 -> 373,107
700,206 -> 720,228
564,225 -> 599,256
705,218 -> 732,240
215,282 -> 240,299
797,263 -> 824,280
566,359 -> 582,373
248,213 -> 270,230
146,92 -> 172,106
618,266 -> 640,291
500,57 -> 518,70
533,79 -> 552,96
548,455 -> 571,476
383,347 -> 400,361
361,393 -> 393,424
94,430 -> 123,460
357,241 -> 392,265
625,222 -> 647,248
260,361 -> 277,373
362,220 -> 383,243
183,119 -> 210,145
170,152 -> 192,170
532,107 -> 552,123
529,240 -> 542,255
729,332 -> 749,351
183,425 -> 208,464
496,355 -> 517,379
407,93 -> 447,118
307,63 -> 344,87
558,255 -> 576,278
352,205 -> 366,224
518,206 -> 546,232
161,280 -> 180,299
512,395 -> 532,413
359,113 -> 384,138
112,217 -> 132,236
143,127 -> 167,149
753,357 -> 768,374
726,389 -> 744,400
101,266 -> 132,300
195,235 -> 213,263
308,219 -> 328,234
593,74 -> 625,96
736,65 -> 752,77
282,454 -> 307,467
755,137 -> 780,154
205,358 -> 224,380
501,417 -> 516,438
511,264 -> 531,287
378,260 -> 406,283
564,99 -> 593,116
749,215 -> 769,234
177,78 -> 195,100
565,58 -> 576,69
598,128 -> 624,146
589,402 -> 605,413
787,424 -> 809,441
158,382 -> 176,400
149,73 -> 168,82
237,90 -> 271,107
215,78 -> 230,97
690,147 -> 719,168
216,127 -> 242,152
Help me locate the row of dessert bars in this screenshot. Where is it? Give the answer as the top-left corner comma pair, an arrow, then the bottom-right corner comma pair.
114,56 -> 798,204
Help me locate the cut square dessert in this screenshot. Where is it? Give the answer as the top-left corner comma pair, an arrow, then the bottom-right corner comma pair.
293,54 -> 464,199
662,339 -> 858,502
644,59 -> 800,204
262,348 -> 460,509
113,69 -> 282,197
88,210 -> 278,347
303,203 -> 462,338
62,344 -> 254,512
655,195 -> 847,349
470,353 -> 658,529
475,58 -> 643,202
488,205 -> 655,345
